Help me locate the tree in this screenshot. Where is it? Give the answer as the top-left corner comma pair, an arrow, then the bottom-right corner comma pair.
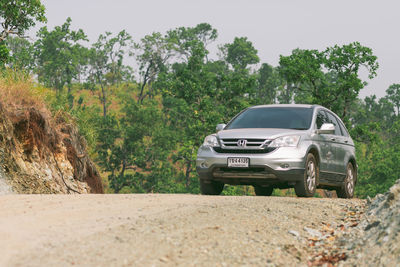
166,23 -> 217,61
279,42 -> 378,121
35,17 -> 88,95
6,36 -> 35,71
0,0 -> 46,64
386,84 -> 400,115
255,63 -> 281,104
223,37 -> 259,71
87,30 -> 133,118
135,32 -> 171,103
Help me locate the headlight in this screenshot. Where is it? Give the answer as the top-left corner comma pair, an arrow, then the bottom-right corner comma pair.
203,135 -> 220,147
269,135 -> 300,147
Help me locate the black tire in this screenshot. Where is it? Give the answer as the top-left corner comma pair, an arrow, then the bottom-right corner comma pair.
336,163 -> 355,199
254,185 -> 274,196
295,153 -> 318,197
200,179 -> 224,195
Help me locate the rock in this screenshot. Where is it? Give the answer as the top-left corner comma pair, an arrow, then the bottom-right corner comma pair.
364,221 -> 380,231
304,227 -> 322,238
288,230 -> 300,237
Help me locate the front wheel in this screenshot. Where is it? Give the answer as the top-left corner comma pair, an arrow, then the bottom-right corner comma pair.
336,163 -> 355,198
254,185 -> 273,196
295,153 -> 318,197
200,179 -> 224,195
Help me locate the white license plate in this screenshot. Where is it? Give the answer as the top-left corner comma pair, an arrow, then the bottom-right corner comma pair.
228,157 -> 249,168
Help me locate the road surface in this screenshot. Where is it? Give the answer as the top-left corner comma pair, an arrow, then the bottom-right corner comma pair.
0,194 -> 364,266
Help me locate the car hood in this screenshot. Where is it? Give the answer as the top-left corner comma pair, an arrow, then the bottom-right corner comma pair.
217,128 -> 307,140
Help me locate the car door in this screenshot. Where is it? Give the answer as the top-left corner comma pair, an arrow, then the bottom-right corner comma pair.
315,110 -> 336,178
325,111 -> 345,179
336,118 -> 352,176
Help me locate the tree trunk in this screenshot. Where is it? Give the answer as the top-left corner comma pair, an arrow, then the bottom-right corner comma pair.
185,160 -> 192,189
100,83 -> 107,119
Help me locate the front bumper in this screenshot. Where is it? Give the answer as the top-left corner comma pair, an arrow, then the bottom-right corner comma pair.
196,145 -> 308,185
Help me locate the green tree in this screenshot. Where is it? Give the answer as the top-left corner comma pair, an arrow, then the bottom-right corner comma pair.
87,30 -> 133,118
279,42 -> 378,121
223,37 -> 259,71
255,63 -> 281,104
166,23 -> 217,61
6,36 -> 35,71
35,17 -> 88,95
135,32 -> 171,103
0,0 -> 46,64
386,83 -> 400,115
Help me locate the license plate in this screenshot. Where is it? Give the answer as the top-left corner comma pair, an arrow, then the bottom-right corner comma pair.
227,157 -> 249,168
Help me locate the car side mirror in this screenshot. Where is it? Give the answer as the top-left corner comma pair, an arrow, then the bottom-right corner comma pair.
317,123 -> 335,134
216,123 -> 226,132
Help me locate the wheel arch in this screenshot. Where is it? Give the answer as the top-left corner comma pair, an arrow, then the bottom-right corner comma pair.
306,145 -> 320,169
306,145 -> 321,185
348,157 -> 358,184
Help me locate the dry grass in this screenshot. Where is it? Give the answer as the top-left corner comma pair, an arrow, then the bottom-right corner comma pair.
0,69 -> 48,113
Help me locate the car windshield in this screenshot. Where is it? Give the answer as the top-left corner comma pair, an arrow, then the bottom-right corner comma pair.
226,107 -> 313,130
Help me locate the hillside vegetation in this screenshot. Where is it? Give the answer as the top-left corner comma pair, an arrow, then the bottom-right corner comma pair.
1,1 -> 400,197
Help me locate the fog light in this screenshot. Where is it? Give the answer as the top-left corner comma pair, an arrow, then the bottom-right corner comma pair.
280,163 -> 289,169
201,162 -> 209,168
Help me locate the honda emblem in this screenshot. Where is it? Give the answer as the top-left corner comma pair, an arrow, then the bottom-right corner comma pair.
237,139 -> 247,147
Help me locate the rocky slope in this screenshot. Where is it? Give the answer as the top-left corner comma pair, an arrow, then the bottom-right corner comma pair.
338,179 -> 400,266
0,78 -> 103,194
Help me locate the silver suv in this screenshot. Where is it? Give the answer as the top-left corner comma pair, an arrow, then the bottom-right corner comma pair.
196,104 -> 357,198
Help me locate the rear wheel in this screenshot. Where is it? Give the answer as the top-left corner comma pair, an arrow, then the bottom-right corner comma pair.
295,153 -> 317,197
336,163 -> 355,198
254,185 -> 273,196
200,179 -> 224,195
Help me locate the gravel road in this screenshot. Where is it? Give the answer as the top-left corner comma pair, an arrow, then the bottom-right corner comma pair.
0,194 -> 365,266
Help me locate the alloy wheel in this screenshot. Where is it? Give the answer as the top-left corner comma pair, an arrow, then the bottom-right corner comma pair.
306,161 -> 316,192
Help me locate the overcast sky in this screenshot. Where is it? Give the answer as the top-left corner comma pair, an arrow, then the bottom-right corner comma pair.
31,0 -> 400,99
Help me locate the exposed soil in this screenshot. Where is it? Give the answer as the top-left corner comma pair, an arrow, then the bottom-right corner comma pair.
0,194 -> 366,266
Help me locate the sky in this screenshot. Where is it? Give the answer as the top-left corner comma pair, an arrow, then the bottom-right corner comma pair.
31,0 -> 400,99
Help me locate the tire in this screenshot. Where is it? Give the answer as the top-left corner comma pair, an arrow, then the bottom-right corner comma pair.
200,179 -> 224,195
254,185 -> 274,196
336,163 -> 355,198
295,153 -> 318,197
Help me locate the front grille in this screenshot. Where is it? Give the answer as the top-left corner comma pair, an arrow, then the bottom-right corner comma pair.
213,147 -> 277,154
213,167 -> 277,179
220,138 -> 269,148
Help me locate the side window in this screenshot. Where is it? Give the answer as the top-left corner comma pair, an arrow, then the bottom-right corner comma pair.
338,120 -> 349,137
326,112 -> 342,136
316,110 -> 328,129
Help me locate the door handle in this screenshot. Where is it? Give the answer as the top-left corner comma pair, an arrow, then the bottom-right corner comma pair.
330,138 -> 336,141
344,140 -> 348,143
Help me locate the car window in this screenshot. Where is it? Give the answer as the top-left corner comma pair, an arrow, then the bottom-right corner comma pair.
316,110 -> 329,129
326,112 -> 342,136
337,120 -> 349,137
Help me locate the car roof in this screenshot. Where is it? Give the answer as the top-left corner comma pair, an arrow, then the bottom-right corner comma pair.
249,104 -> 321,109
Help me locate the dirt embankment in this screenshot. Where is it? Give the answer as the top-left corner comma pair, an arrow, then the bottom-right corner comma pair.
0,76 -> 102,194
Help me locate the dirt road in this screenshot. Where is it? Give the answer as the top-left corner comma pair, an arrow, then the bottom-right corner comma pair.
0,194 -> 364,266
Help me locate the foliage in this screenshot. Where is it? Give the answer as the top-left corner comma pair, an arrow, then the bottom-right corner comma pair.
223,37 -> 259,70
4,14 -> 399,198
0,0 -> 46,65
6,36 -> 35,71
35,17 -> 88,94
87,30 -> 133,118
0,0 -> 46,42
279,42 -> 378,122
